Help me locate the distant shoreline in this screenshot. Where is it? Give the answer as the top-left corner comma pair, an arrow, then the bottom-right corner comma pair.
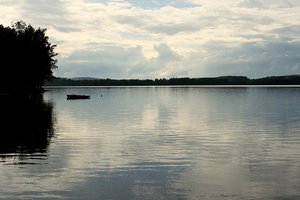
44,85 -> 300,88
45,75 -> 300,86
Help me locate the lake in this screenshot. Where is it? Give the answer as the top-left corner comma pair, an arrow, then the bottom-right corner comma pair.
0,86 -> 300,200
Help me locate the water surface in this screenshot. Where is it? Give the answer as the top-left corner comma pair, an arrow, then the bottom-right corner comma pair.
1,86 -> 300,200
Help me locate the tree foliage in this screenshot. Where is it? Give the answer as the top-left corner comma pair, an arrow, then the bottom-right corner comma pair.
0,21 -> 58,93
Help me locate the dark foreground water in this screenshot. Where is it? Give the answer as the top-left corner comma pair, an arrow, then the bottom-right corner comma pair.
0,86 -> 300,200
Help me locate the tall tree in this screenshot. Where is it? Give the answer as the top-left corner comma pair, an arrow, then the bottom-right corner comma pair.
0,21 -> 58,93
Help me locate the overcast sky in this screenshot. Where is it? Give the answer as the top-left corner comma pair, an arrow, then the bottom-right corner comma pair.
1,0 -> 300,78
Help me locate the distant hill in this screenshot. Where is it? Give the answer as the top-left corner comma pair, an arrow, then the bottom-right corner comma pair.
45,75 -> 300,86
252,75 -> 300,85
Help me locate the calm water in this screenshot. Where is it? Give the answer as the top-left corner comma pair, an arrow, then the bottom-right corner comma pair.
0,86 -> 300,200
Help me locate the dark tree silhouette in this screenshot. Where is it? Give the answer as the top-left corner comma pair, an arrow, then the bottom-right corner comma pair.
0,21 -> 58,94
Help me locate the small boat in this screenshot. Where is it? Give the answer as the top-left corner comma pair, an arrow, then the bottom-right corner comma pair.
67,94 -> 90,100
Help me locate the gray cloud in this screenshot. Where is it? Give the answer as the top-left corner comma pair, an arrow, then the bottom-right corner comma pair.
21,0 -> 73,26
56,43 -> 183,78
57,46 -> 144,78
114,11 -> 200,36
272,25 -> 300,39
146,23 -> 200,35
236,0 -> 296,9
188,37 -> 300,78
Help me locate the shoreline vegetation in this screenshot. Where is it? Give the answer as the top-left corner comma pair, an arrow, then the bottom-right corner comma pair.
0,21 -> 57,95
45,75 -> 300,86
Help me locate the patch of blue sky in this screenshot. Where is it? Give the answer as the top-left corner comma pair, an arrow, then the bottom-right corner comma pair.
127,0 -> 197,8
88,0 -> 197,8
86,0 -> 107,3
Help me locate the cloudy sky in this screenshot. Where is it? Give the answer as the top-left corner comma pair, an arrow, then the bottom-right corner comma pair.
1,0 -> 300,79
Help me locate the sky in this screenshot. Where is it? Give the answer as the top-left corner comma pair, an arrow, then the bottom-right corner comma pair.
1,0 -> 300,79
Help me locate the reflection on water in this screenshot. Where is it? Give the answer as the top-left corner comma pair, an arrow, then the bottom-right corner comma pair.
0,87 -> 300,200
0,94 -> 54,160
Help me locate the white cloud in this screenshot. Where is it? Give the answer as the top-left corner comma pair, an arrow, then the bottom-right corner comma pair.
0,0 -> 300,78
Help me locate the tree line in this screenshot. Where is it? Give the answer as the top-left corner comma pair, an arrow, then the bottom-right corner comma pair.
45,75 -> 300,86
